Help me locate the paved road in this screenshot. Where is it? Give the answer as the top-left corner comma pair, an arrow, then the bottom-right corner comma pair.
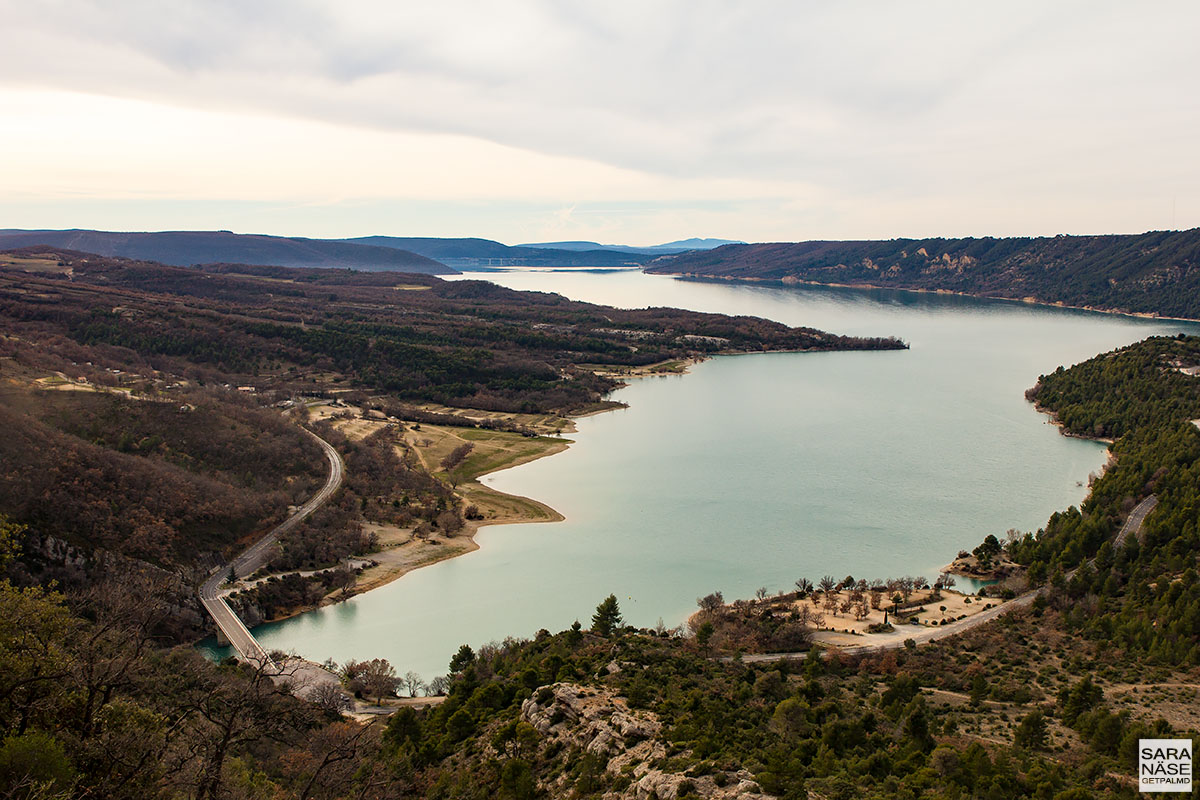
1114,494 -> 1158,549
740,494 -> 1159,664
199,427 -> 345,668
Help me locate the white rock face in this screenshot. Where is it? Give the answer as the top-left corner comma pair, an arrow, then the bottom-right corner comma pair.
520,683 -> 777,800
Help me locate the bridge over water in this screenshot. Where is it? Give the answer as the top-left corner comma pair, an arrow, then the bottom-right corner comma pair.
199,427 -> 344,669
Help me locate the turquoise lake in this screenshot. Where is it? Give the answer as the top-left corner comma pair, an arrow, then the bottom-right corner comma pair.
228,270 -> 1199,680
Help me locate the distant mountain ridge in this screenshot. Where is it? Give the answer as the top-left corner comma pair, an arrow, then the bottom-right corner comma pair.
518,237 -> 744,255
0,229 -> 743,273
0,229 -> 453,274
341,236 -> 650,268
648,229 -> 1200,319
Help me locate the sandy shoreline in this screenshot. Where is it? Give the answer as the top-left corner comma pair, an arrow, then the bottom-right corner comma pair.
268,360 -> 712,619
244,405 -> 587,623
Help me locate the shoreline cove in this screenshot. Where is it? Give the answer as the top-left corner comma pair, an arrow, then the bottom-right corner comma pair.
239,364 -> 693,627
221,269 -> 1189,677
242,350 -> 1101,644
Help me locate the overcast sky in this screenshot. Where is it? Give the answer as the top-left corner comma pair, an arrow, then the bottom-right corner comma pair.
1,1 -> 1197,245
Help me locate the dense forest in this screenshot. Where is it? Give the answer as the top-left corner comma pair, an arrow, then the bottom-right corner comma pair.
2,247 -> 903,414
648,228 -> 1200,319
0,388 -> 323,566
1009,335 -> 1200,665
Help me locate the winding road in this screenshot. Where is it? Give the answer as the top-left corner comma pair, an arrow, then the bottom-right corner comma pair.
199,427 -> 344,668
1114,494 -> 1157,549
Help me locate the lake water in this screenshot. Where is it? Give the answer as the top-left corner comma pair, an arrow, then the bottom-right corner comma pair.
225,271 -> 1199,679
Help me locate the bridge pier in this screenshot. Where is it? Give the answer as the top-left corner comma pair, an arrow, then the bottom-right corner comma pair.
215,627 -> 229,647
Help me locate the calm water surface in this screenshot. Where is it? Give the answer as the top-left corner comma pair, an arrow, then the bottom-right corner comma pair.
226,271 -> 1199,678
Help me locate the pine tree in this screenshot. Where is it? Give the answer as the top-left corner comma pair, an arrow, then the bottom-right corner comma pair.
591,594 -> 623,636
1014,710 -> 1049,750
449,644 -> 475,673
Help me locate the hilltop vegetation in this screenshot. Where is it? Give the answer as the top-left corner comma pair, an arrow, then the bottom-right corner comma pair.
649,228 -> 1200,319
3,551 -> 1193,799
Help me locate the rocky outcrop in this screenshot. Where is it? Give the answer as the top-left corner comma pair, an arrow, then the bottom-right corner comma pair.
521,683 -> 777,800
522,682 -> 661,757
630,770 -> 771,800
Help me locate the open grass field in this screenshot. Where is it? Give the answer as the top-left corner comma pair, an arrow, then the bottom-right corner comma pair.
410,402 -> 575,435
323,405 -> 572,528
578,357 -> 694,376
404,422 -> 569,481
0,254 -> 70,273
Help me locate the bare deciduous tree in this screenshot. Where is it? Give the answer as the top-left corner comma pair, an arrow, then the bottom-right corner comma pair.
308,681 -> 352,715
402,671 -> 425,698
344,659 -> 398,704
290,719 -> 380,800
440,443 -> 474,478
331,566 -> 356,599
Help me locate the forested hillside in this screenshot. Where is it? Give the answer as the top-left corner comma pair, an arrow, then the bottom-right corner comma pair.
648,229 -> 1200,319
0,389 -> 324,565
1013,335 -> 1200,664
2,248 -> 902,413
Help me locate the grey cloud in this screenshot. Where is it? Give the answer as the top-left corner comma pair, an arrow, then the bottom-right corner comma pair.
2,0 -> 1198,194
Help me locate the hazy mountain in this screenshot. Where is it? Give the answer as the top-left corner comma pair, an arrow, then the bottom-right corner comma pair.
657,237 -> 745,250
0,229 -> 749,273
341,236 -> 648,268
0,229 -> 453,274
519,237 -> 745,255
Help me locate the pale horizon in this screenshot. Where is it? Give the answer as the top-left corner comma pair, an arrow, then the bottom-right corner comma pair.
2,1 -> 1198,245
